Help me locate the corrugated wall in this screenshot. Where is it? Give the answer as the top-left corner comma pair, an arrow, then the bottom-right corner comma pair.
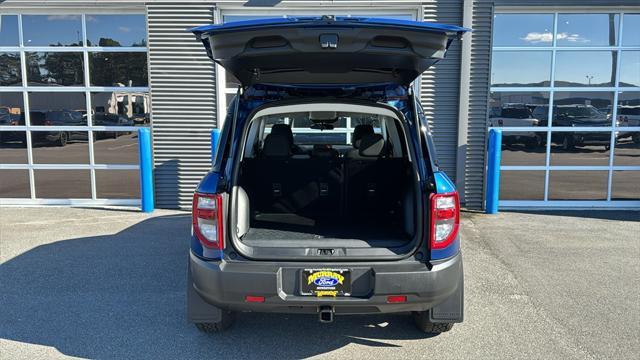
421,0 -> 464,182
461,0 -> 492,209
146,2 -> 216,209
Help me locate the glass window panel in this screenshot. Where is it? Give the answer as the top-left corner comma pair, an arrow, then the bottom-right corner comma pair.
489,92 -> 550,127
499,171 -> 545,200
89,52 -> 148,86
0,92 -> 24,123
622,14 -> 640,46
0,131 -> 27,163
619,51 -> 640,87
25,52 -> 84,86
556,14 -> 619,47
550,131 -> 611,165
491,51 -> 552,87
91,92 -> 149,126
552,92 -> 613,127
34,170 -> 91,198
492,14 -> 554,47
22,15 -> 83,47
95,170 -> 140,199
86,14 -> 147,47
554,51 -> 616,87
93,132 -> 139,164
0,170 -> 30,198
31,131 -> 89,163
616,91 -> 640,165
611,171 -> 640,200
28,93 -> 87,126
0,15 -> 19,46
614,137 -> 640,166
0,53 -> 22,86
501,131 -> 547,166
548,170 -> 608,200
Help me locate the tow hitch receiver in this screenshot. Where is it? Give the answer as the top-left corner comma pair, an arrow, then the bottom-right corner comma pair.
319,306 -> 334,323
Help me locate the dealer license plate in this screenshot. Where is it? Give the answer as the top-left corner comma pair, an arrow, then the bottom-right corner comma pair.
301,269 -> 351,297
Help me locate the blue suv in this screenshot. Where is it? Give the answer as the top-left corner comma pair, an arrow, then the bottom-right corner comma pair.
187,16 -> 468,334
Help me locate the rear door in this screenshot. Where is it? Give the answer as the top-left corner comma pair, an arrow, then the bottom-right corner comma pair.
191,16 -> 468,87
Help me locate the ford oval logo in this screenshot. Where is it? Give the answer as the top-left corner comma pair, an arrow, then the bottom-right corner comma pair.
314,277 -> 339,286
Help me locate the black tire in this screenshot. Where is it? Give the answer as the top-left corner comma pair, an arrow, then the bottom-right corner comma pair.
413,311 -> 454,334
58,132 -> 68,147
194,310 -> 235,333
527,135 -> 543,148
561,135 -> 574,151
632,133 -> 640,144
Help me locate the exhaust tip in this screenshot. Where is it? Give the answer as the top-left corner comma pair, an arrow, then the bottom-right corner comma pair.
318,306 -> 334,323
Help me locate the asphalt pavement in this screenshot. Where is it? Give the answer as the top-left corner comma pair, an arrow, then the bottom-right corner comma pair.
0,207 -> 638,359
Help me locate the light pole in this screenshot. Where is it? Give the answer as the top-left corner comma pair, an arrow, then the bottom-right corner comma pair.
586,75 -> 594,85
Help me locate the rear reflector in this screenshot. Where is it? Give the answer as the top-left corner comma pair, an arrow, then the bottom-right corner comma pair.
386,295 -> 407,303
429,192 -> 460,250
192,193 -> 224,249
245,296 -> 265,303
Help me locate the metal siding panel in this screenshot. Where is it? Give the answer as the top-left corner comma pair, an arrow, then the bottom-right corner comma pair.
463,0 -> 493,209
147,3 -> 216,209
421,0 -> 463,182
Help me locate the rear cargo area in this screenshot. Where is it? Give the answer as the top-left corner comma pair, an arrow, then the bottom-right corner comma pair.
231,104 -> 421,256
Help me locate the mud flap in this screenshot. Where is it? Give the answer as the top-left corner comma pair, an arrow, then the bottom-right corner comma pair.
187,261 -> 223,323
429,265 -> 464,323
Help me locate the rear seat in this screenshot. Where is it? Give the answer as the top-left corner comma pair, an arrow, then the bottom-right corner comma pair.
345,133 -> 407,219
242,126 -> 405,220
243,125 -> 342,217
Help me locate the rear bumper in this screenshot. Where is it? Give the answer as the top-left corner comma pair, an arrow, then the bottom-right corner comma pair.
189,251 -> 463,316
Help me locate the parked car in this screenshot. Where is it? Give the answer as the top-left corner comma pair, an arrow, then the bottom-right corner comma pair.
93,112 -> 134,138
489,103 -> 544,147
29,110 -> 88,146
617,105 -> 640,144
550,105 -> 612,150
185,17 -> 467,334
0,108 -> 17,143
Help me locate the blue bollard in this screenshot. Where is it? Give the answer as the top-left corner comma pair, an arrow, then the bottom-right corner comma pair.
485,128 -> 502,214
138,128 -> 155,213
211,128 -> 220,164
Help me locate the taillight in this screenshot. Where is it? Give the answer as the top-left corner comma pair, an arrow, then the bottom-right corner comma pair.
192,193 -> 224,249
429,192 -> 460,250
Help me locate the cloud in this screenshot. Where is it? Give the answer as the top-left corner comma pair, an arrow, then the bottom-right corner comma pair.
86,15 -> 98,22
118,26 -> 131,33
521,32 -> 553,43
520,32 -> 590,44
556,32 -> 590,43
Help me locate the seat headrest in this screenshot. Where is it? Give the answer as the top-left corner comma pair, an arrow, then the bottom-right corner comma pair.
262,133 -> 291,158
358,133 -> 385,157
270,124 -> 294,145
351,124 -> 374,149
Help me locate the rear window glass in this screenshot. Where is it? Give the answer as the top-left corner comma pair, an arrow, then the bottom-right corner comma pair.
500,107 -> 531,119
618,107 -> 640,115
262,111 -> 384,146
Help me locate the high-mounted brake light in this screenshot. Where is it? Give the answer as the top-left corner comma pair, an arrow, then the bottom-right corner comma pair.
192,193 -> 224,249
429,192 -> 460,250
